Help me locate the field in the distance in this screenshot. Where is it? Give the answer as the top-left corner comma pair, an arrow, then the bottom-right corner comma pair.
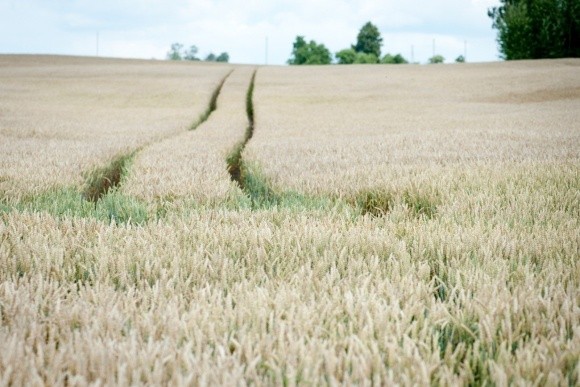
0,55 -> 578,385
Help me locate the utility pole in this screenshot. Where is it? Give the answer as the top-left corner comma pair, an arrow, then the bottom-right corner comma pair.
96,31 -> 99,57
411,45 -> 414,63
265,36 -> 268,65
464,40 -> 467,61
432,39 -> 435,57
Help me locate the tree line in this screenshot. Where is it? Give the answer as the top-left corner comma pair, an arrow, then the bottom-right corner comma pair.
288,22 -> 462,65
488,0 -> 580,60
167,2 -> 578,65
166,43 -> 229,62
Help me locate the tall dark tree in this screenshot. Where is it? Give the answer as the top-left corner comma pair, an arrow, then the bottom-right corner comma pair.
489,0 -> 580,59
288,36 -> 332,65
352,22 -> 383,58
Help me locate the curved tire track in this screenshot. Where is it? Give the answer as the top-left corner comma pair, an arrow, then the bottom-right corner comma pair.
82,69 -> 233,203
227,70 -> 256,188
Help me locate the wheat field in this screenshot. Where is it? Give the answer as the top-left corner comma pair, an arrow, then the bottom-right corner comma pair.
0,55 -> 579,386
0,55 -> 231,201
246,60 -> 580,196
122,66 -> 255,206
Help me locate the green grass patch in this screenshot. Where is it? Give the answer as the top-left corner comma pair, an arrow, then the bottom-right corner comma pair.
238,162 -> 339,212
95,190 -> 149,224
0,200 -> 11,214
3,148 -> 151,224
20,187 -> 94,217
14,187 -> 149,224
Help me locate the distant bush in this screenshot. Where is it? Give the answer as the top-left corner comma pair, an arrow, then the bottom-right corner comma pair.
455,55 -> 465,63
205,52 -> 230,63
288,36 -> 332,65
336,49 -> 380,64
167,43 -> 229,63
216,52 -> 229,62
335,48 -> 357,64
354,52 -> 379,64
382,53 -> 408,64
428,55 -> 445,64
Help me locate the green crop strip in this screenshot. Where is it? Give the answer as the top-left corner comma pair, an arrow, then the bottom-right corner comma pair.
0,151 -> 148,224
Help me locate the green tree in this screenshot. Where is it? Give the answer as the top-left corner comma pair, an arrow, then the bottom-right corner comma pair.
354,52 -> 379,63
216,52 -> 230,62
336,49 -> 380,64
288,36 -> 332,65
488,0 -> 580,59
335,48 -> 357,64
353,22 -> 383,58
381,53 -> 408,64
455,55 -> 466,63
167,44 -> 228,62
167,43 -> 183,60
184,45 -> 199,61
428,55 -> 445,64
203,52 -> 230,62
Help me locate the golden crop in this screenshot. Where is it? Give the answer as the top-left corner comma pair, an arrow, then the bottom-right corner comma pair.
0,56 -> 578,385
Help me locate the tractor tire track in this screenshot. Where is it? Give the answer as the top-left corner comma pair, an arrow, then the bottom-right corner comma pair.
227,70 -> 256,188
120,66 -> 256,204
82,69 -> 233,203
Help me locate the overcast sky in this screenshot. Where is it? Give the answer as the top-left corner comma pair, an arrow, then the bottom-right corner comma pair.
0,0 -> 501,64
